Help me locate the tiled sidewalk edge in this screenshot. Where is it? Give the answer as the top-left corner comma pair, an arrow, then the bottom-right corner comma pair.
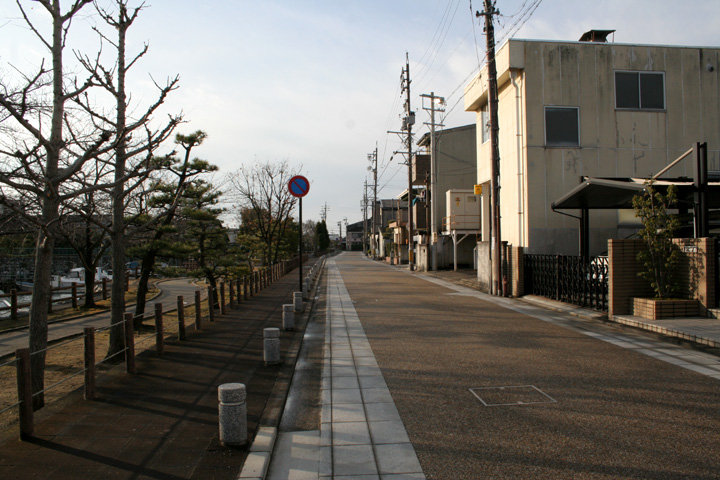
238,258 -> 326,480
612,315 -> 718,348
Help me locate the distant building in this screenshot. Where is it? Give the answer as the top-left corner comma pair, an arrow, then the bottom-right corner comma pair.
415,124 -> 478,270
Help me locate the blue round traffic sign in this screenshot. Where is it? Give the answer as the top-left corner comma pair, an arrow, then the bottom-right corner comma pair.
288,175 -> 310,198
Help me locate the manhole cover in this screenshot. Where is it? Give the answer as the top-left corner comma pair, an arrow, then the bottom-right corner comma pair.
469,385 -> 557,407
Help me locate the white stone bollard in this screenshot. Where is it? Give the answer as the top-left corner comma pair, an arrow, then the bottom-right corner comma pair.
302,280 -> 308,300
218,383 -> 247,447
293,291 -> 302,312
263,328 -> 281,365
282,304 -> 295,330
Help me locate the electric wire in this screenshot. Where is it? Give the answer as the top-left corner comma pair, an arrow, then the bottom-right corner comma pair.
375,0 -> 545,198
414,0 -> 463,87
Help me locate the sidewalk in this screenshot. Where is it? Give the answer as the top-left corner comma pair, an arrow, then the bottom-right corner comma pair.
420,266 -> 720,351
268,254 -> 720,479
0,265 -> 315,480
267,258 -> 425,479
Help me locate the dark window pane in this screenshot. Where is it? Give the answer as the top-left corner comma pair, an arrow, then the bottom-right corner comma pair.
640,73 -> 665,109
545,107 -> 579,146
616,72 -> 639,108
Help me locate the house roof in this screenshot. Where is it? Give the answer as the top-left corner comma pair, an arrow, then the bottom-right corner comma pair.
552,177 -> 720,210
416,124 -> 476,147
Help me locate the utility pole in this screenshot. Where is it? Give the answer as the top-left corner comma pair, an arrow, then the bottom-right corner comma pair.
362,180 -> 368,255
367,146 -> 378,259
401,52 -> 415,270
477,1 -> 502,296
421,92 -> 445,271
320,203 -> 328,223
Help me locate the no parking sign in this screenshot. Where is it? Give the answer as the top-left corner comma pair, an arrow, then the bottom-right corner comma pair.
288,175 -> 310,198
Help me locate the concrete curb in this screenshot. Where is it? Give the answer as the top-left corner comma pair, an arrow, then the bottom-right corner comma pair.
237,257 -> 327,480
612,314 -> 719,348
517,294 -> 608,323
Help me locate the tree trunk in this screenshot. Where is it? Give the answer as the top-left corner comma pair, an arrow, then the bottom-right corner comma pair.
29,226 -> 55,410
83,267 -> 96,309
107,3 -> 129,360
133,256 -> 156,329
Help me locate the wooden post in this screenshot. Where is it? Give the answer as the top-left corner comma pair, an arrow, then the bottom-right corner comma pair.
124,313 -> 136,373
16,348 -> 34,439
102,278 -> 108,300
72,283 -> 78,309
228,280 -> 235,308
208,285 -> 215,322
83,327 -> 96,400
244,277 -> 249,300
125,276 -> 129,292
220,281 -> 226,315
178,295 -> 187,340
10,289 -> 17,322
155,303 -> 164,355
194,291 -> 202,330
47,287 -> 53,314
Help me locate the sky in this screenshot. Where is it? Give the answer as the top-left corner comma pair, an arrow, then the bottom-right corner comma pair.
2,0 -> 720,235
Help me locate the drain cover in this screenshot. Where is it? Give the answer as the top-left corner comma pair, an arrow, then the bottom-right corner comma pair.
470,385 -> 557,407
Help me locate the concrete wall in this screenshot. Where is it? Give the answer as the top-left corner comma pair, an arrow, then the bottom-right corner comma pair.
466,39 -> 720,256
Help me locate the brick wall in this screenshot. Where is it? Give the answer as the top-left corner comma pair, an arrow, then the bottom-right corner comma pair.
673,238 -> 716,316
608,239 -> 653,316
608,238 -> 717,316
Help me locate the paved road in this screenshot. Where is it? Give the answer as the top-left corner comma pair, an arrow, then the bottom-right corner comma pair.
0,278 -> 202,358
272,252 -> 720,479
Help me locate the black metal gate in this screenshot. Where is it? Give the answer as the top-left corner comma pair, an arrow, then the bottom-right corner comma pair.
524,254 -> 609,312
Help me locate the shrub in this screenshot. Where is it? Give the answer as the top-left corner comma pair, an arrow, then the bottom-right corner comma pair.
632,182 -> 681,298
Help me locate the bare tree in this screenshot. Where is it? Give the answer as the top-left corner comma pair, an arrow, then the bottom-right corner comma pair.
75,0 -> 182,357
0,0 -> 111,408
228,160 -> 300,266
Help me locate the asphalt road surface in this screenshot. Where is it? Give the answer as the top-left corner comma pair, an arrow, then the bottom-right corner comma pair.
0,278 -> 202,358
332,252 -> 720,479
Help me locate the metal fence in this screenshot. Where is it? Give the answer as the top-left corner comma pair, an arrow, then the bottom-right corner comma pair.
524,254 -> 609,312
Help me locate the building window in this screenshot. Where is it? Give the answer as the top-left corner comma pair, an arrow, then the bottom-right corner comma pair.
545,106 -> 579,147
481,107 -> 490,144
615,71 -> 665,110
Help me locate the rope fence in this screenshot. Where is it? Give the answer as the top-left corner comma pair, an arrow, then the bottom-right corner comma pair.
0,255 -> 311,440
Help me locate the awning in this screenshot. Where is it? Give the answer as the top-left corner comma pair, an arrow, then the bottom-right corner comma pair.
553,177 -> 720,211
551,178 -> 646,210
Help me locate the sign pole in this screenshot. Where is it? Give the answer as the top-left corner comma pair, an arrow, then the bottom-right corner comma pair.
299,196 -> 303,291
288,174 -> 310,291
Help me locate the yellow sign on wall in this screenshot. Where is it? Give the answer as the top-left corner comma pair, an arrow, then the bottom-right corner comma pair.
474,184 -> 483,195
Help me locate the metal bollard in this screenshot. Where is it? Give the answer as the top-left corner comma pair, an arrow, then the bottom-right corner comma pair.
293,292 -> 302,312
282,304 -> 294,331
218,383 -> 247,447
263,328 -> 281,365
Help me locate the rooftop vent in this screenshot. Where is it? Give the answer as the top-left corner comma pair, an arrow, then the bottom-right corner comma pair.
579,30 -> 615,43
